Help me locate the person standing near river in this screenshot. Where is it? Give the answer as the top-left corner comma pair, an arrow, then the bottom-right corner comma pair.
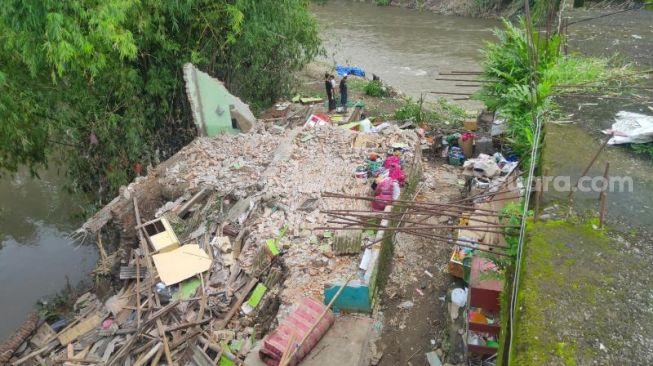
329,74 -> 337,111
325,73 -> 335,112
339,74 -> 348,112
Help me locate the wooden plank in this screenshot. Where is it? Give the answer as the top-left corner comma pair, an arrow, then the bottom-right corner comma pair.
30,322 -> 56,348
215,277 -> 259,329
191,345 -> 214,366
150,346 -> 164,366
57,312 -> 103,345
133,342 -> 162,366
136,256 -> 142,329
119,266 -> 148,280
175,188 -> 209,217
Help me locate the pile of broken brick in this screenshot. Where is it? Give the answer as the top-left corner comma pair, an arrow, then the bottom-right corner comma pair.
1,122 -> 417,365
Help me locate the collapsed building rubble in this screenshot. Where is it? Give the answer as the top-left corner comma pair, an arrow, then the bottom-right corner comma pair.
2,119 -> 418,365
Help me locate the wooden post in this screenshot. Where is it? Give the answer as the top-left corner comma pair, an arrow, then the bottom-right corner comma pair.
535,168 -> 549,222
135,254 -> 141,329
133,197 -> 174,366
599,162 -> 610,228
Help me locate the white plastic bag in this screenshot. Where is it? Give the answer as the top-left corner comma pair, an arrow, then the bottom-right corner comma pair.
451,287 -> 468,307
603,111 -> 653,145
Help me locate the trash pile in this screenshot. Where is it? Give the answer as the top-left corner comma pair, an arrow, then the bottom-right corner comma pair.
3,121 -> 418,365
461,152 -> 519,196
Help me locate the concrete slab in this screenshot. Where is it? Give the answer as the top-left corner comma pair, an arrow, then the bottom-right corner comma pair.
244,316 -> 373,366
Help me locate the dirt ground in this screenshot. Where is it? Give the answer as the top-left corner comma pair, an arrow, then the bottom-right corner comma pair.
293,61 -> 405,118
371,162 -> 468,366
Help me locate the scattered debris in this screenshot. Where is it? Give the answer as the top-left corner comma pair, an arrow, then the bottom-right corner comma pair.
5,117 -> 419,364
397,301 -> 415,310
425,351 -> 443,366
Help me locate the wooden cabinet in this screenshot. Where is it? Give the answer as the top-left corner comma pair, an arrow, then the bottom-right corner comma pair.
466,256 -> 503,357
469,256 -> 502,311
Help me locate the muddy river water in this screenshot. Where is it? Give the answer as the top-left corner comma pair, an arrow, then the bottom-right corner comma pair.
0,170 -> 97,339
312,0 -> 499,108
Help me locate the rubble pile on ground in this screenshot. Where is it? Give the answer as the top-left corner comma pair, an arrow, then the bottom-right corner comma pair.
158,123 -> 418,306
3,122 -> 418,365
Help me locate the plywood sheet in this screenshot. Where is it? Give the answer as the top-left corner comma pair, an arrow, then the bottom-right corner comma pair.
152,244 -> 212,286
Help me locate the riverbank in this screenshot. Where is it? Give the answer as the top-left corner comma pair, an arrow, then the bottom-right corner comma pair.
513,217 -> 653,365
311,0 -> 498,110
509,6 -> 653,366
385,0 -> 506,18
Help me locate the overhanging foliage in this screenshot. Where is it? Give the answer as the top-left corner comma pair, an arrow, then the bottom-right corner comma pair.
0,0 -> 321,203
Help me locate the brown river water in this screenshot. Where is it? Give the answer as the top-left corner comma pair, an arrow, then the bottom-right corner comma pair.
312,0 -> 499,109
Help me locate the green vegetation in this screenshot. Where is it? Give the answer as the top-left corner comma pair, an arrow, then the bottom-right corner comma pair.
508,219 -> 625,365
364,80 -> 389,97
474,19 -> 559,161
375,0 -> 392,6
475,19 -> 632,165
394,97 -> 465,126
0,0 -> 320,202
631,143 -> 653,159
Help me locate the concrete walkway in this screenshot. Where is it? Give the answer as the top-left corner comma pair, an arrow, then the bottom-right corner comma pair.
245,316 -> 373,366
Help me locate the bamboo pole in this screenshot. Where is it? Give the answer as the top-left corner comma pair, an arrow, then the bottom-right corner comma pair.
429,91 -> 474,96
133,197 -> 174,366
534,176 -> 542,222
325,205 -> 501,217
396,228 -> 510,256
435,78 -> 492,83
317,214 -> 512,249
324,211 -> 515,229
322,192 -> 500,213
136,255 -> 141,329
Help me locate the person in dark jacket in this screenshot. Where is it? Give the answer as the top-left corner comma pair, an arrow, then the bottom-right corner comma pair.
339,74 -> 348,112
325,73 -> 335,112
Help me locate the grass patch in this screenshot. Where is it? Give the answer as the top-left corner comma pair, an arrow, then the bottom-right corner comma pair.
631,142 -> 653,159
394,97 -> 465,126
510,219 -> 622,365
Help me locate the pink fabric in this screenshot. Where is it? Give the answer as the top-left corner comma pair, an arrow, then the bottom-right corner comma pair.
389,165 -> 406,186
384,156 -> 400,169
372,194 -> 393,211
376,178 -> 394,196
